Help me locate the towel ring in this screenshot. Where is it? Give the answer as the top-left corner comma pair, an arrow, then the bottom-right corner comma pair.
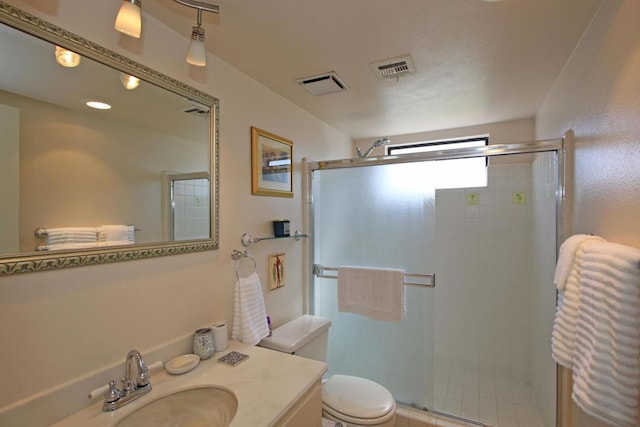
231,249 -> 257,280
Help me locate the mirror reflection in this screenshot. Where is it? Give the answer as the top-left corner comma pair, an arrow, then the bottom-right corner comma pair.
0,7 -> 218,269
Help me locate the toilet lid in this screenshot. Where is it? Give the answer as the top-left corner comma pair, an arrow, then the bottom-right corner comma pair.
322,375 -> 395,421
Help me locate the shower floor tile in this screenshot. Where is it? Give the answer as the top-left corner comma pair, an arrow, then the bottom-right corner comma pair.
432,369 -> 544,427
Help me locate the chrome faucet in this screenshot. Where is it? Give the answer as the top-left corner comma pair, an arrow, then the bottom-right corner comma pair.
102,349 -> 152,412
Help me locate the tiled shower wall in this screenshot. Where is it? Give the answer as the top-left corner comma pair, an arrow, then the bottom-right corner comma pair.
173,178 -> 210,240
434,161 -> 533,383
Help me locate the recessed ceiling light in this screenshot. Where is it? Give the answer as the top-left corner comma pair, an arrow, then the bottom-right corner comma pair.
84,100 -> 112,110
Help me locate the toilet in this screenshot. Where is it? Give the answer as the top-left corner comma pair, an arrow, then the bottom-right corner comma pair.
259,315 -> 396,427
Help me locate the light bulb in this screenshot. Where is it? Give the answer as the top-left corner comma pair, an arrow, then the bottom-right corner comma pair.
119,73 -> 140,90
55,46 -> 81,68
186,26 -> 206,67
115,0 -> 142,38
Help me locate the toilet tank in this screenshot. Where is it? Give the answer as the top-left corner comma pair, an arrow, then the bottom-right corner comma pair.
259,315 -> 331,362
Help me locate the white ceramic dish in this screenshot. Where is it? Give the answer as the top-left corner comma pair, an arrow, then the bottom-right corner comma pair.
165,354 -> 200,375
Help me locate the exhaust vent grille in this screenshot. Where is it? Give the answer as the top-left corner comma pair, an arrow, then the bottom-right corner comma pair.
182,102 -> 210,116
297,71 -> 349,96
371,55 -> 416,80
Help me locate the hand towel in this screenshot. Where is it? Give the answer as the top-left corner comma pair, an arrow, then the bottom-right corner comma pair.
44,227 -> 98,246
337,266 -> 405,323
554,234 -> 604,290
98,225 -> 135,243
231,272 -> 270,345
571,241 -> 640,427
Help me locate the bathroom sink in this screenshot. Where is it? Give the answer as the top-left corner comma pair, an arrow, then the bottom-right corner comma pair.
115,386 -> 238,427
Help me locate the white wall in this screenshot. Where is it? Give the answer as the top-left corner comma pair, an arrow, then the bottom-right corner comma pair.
0,0 -> 351,419
536,1 -> 640,426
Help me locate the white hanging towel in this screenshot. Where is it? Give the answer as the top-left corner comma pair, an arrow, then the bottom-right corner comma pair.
231,272 -> 270,345
98,225 -> 135,243
337,266 -> 405,323
552,235 -> 604,368
571,241 -> 640,427
45,227 -> 98,246
554,234 -> 605,290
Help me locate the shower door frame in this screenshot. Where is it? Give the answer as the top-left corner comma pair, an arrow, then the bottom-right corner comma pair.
302,130 -> 574,426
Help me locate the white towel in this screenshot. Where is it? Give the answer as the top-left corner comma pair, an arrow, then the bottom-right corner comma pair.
554,234 -> 604,290
337,266 -> 405,323
552,238 -> 603,368
98,225 -> 135,243
37,242 -> 100,251
231,272 -> 270,345
571,241 -> 640,427
44,227 -> 98,246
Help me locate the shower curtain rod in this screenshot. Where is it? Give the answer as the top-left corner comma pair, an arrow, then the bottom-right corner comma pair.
313,264 -> 436,288
307,137 -> 563,171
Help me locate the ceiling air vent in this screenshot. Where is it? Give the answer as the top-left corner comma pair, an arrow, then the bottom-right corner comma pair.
182,101 -> 210,117
370,55 -> 416,80
297,71 -> 349,96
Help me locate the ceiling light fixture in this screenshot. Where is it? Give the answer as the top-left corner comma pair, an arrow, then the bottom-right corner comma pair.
119,72 -> 140,90
186,9 -> 207,66
114,0 -> 219,68
115,0 -> 142,38
55,46 -> 81,68
85,100 -> 112,110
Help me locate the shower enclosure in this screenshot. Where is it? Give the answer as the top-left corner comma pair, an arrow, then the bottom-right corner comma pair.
305,134 -> 571,427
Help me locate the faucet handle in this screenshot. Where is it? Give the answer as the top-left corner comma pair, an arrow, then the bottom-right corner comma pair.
137,367 -> 150,387
104,380 -> 121,403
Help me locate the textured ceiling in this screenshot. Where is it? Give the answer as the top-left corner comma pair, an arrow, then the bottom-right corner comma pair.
145,0 -> 603,139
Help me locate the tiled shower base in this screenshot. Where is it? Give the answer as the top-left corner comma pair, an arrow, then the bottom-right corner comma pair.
400,370 -> 545,427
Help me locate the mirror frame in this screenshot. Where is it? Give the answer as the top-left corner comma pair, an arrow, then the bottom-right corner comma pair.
0,2 -> 219,275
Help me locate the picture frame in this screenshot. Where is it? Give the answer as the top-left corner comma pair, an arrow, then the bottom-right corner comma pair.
251,127 -> 293,197
268,253 -> 286,290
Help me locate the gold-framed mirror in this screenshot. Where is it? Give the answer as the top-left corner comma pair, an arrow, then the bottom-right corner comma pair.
0,2 -> 219,275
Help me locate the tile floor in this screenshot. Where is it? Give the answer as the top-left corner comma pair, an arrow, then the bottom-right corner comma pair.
429,368 -> 545,427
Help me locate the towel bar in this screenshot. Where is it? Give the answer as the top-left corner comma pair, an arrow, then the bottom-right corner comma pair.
313,264 -> 435,288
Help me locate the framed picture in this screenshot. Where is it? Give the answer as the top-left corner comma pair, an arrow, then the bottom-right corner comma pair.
251,127 -> 293,197
268,253 -> 286,290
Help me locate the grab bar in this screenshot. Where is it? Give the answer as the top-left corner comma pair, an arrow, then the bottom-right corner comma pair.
313,264 -> 435,288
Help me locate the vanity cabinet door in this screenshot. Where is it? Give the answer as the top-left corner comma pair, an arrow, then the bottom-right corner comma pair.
276,380 -> 322,427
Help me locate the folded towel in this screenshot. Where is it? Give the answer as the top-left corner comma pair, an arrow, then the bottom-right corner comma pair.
98,225 -> 135,243
554,234 -> 604,290
571,241 -> 640,427
337,266 -> 405,323
231,272 -> 270,345
44,227 -> 98,246
37,242 -> 100,251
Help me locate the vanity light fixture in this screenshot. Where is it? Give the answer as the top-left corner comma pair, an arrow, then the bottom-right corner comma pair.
114,0 -> 219,68
115,0 -> 142,38
186,9 -> 206,66
55,46 -> 81,68
120,72 -> 140,90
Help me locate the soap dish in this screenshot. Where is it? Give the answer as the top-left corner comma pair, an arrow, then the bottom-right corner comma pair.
165,354 -> 200,375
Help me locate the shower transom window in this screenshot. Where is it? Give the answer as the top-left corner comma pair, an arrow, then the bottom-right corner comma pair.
386,136 -> 488,189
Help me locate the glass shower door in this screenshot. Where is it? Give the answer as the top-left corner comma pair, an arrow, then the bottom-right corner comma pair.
313,161 -> 437,409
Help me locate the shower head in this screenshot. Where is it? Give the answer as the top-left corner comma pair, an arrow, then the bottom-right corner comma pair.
356,138 -> 391,158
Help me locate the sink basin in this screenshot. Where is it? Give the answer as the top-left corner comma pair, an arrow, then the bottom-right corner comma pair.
115,386 -> 238,427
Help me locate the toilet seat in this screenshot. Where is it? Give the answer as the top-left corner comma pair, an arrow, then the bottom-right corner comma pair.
322,375 -> 396,425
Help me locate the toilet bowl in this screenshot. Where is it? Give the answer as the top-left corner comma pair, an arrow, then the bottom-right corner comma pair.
259,315 -> 396,427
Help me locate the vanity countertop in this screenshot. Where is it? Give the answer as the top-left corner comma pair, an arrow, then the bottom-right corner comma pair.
52,341 -> 327,427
